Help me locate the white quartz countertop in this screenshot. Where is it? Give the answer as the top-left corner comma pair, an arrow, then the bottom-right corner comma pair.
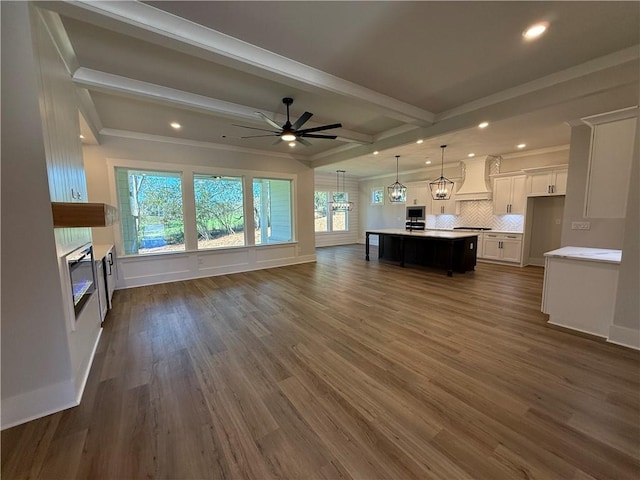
366,229 -> 480,239
428,228 -> 523,234
544,246 -> 622,264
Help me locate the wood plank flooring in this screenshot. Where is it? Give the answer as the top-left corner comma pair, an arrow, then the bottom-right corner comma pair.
3,244 -> 639,479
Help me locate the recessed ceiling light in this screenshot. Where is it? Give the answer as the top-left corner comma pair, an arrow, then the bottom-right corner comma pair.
416,139 -> 424,144
468,153 -> 476,158
523,22 -> 548,40
289,142 -> 296,147
425,160 -> 432,165
478,121 -> 489,129
373,151 -> 379,155
79,134 -> 84,139
170,122 -> 181,129
517,143 -> 527,149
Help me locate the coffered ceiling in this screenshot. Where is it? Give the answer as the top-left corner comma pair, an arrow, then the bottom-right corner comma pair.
39,1 -> 639,178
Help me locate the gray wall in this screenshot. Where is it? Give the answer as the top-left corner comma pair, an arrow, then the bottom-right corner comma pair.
612,117 -> 639,332
528,196 -> 565,265
561,125 -> 626,248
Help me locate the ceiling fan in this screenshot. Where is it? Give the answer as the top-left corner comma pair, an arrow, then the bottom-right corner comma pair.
234,97 -> 342,146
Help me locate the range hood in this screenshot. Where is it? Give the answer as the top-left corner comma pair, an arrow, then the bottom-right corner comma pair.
52,202 -> 119,227
455,156 -> 493,201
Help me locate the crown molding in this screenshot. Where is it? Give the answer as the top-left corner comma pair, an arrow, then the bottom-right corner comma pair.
500,144 -> 570,159
99,128 -> 306,161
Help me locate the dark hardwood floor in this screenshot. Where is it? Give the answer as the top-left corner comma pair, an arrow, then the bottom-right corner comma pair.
2,244 -> 639,479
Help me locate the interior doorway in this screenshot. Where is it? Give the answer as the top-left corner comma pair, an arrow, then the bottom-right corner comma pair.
524,196 -> 565,266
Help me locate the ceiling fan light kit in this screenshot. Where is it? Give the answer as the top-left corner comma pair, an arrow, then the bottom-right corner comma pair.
388,155 -> 407,203
430,145 -> 455,201
235,97 -> 342,146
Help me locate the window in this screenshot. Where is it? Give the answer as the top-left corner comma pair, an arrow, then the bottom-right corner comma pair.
314,191 -> 349,232
371,187 -> 384,205
253,178 -> 293,245
116,168 -> 184,254
314,191 -> 329,232
331,192 -> 348,231
194,174 -> 244,249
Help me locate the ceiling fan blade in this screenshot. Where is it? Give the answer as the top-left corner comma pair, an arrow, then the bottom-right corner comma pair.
300,133 -> 338,139
233,124 -> 280,133
292,111 -> 313,130
296,137 -> 312,147
241,134 -> 279,138
297,123 -> 342,134
256,111 -> 282,130
272,138 -> 283,145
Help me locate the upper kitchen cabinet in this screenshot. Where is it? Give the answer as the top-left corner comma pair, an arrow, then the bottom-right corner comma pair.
492,174 -> 526,214
405,181 -> 430,208
433,188 -> 459,215
581,107 -> 638,219
524,166 -> 568,197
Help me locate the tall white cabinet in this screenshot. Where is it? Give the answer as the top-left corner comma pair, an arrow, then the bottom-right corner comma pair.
582,108 -> 637,219
492,174 -> 527,214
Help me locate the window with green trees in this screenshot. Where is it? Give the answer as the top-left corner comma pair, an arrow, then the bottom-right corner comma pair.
253,178 -> 292,245
194,174 -> 245,249
116,168 -> 184,254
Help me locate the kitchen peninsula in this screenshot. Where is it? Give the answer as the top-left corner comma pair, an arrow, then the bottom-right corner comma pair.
365,229 -> 478,276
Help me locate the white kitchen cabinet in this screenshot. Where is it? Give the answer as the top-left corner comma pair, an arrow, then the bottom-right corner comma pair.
582,108 -> 637,219
482,233 -> 522,263
431,185 -> 459,215
492,174 -> 526,214
404,181 -> 430,207
525,166 -> 568,196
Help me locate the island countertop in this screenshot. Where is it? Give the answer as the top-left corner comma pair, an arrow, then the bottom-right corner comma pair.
543,246 -> 622,265
365,228 -> 479,239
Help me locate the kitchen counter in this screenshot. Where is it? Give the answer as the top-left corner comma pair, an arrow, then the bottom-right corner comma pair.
543,246 -> 621,264
367,228 -> 478,239
365,229 -> 478,276
542,245 -> 620,339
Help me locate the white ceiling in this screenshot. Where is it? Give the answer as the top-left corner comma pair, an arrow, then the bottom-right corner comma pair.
41,1 -> 639,179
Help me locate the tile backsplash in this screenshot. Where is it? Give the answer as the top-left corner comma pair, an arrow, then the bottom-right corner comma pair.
428,200 -> 524,232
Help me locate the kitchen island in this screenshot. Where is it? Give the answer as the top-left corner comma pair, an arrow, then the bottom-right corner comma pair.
542,246 -> 622,341
365,229 -> 478,276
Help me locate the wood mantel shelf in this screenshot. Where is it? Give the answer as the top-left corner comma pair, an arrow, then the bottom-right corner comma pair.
51,202 -> 119,228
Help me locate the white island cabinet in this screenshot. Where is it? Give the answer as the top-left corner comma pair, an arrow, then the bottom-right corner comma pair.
542,247 -> 621,339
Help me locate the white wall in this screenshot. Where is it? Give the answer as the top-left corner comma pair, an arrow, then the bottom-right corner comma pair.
84,136 -> 317,288
1,3 -> 97,429
314,173 -> 359,247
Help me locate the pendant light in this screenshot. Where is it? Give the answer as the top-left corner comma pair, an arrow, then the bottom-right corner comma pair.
430,145 -> 455,200
387,155 -> 406,202
330,170 -> 353,211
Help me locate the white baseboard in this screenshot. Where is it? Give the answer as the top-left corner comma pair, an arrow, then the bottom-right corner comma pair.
607,325 -> 640,350
1,379 -> 77,430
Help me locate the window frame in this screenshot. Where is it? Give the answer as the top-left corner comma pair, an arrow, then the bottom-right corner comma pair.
371,186 -> 385,206
314,190 -> 350,233
106,158 -> 298,258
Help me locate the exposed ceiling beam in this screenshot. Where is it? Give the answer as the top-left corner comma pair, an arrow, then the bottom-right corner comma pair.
46,0 -> 436,125
73,68 -> 374,145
